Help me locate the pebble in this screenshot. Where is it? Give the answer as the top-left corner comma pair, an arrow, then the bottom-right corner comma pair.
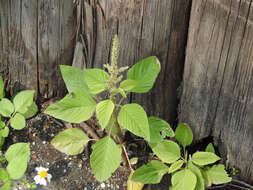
42,141 -> 46,144
116,185 -> 119,189
101,183 -> 105,188
32,142 -> 35,145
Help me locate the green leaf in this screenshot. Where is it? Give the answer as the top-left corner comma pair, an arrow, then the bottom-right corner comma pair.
7,155 -> 28,179
51,128 -> 90,155
0,127 -> 9,137
171,169 -> 197,190
148,116 -> 174,144
205,164 -> 232,185
125,56 -> 160,93
90,136 -> 121,181
5,143 -> 30,162
175,123 -> 193,148
188,162 -> 205,190
5,143 -> 30,180
127,170 -> 144,190
13,90 -> 34,114
205,143 -> 215,153
0,76 -> 5,99
118,104 -> 149,141
2,180 -> 12,190
132,160 -> 169,184
22,102 -> 38,119
168,160 -> 184,174
10,113 -> 26,130
60,65 -> 90,94
120,80 -> 138,92
0,168 -> 9,183
44,90 -> 96,123
201,170 -> 212,187
83,69 -> 109,94
152,140 -> 181,164
0,98 -> 14,117
191,152 -> 220,166
96,100 -> 115,130
0,121 -> 5,129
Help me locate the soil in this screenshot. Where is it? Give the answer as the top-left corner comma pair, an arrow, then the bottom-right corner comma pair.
2,112 -> 251,190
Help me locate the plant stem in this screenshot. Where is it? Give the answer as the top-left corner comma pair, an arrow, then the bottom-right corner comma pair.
112,108 -> 131,168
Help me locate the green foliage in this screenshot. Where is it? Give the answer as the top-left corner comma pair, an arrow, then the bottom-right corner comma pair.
0,127 -> 9,138
90,136 -> 121,181
191,152 -> 220,166
83,69 -> 109,94
13,90 -> 34,114
44,90 -> 96,123
175,123 -> 193,148
96,100 -> 114,130
60,65 -> 89,94
188,162 -> 205,190
0,98 -> 14,117
133,124 -> 231,190
205,143 -> 215,153
148,116 -> 174,144
118,104 -> 150,141
0,76 -> 5,99
131,160 -> 169,184
151,140 -> 181,164
204,164 -> 232,185
168,160 -> 184,174
0,76 -> 36,189
10,113 -> 26,130
171,169 -> 197,190
51,128 -> 90,155
121,56 -> 160,93
22,102 -> 38,119
42,35 -> 231,190
5,143 -> 30,179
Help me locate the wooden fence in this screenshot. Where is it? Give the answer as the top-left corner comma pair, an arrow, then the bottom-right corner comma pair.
1,0 -> 253,184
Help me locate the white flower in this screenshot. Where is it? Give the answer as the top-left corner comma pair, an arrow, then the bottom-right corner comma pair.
34,167 -> 52,186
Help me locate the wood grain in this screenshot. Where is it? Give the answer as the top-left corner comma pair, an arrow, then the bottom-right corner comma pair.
79,0 -> 191,123
179,0 -> 253,183
0,0 -> 76,98
0,0 -> 191,124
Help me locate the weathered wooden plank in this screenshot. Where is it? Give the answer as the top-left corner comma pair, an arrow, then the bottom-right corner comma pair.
179,0 -> 253,183
37,0 -> 75,99
80,0 -> 191,123
0,0 -> 38,94
0,0 -> 75,99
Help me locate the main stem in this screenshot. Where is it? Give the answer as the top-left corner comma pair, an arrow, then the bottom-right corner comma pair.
112,100 -> 131,169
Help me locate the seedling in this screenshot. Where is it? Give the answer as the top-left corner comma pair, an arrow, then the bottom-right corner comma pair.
0,76 -> 37,189
131,123 -> 232,190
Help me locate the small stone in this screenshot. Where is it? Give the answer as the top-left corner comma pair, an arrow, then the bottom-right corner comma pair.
100,183 -> 105,188
78,163 -> 82,168
32,142 -> 35,145
107,184 -> 110,187
42,141 -> 46,144
50,133 -> 54,137
46,162 -> 50,166
63,169 -> 67,173
116,185 -> 119,189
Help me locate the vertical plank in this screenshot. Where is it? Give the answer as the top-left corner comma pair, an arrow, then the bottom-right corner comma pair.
179,0 -> 253,183
0,0 -> 38,94
37,0 -> 75,99
81,0 -> 191,123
